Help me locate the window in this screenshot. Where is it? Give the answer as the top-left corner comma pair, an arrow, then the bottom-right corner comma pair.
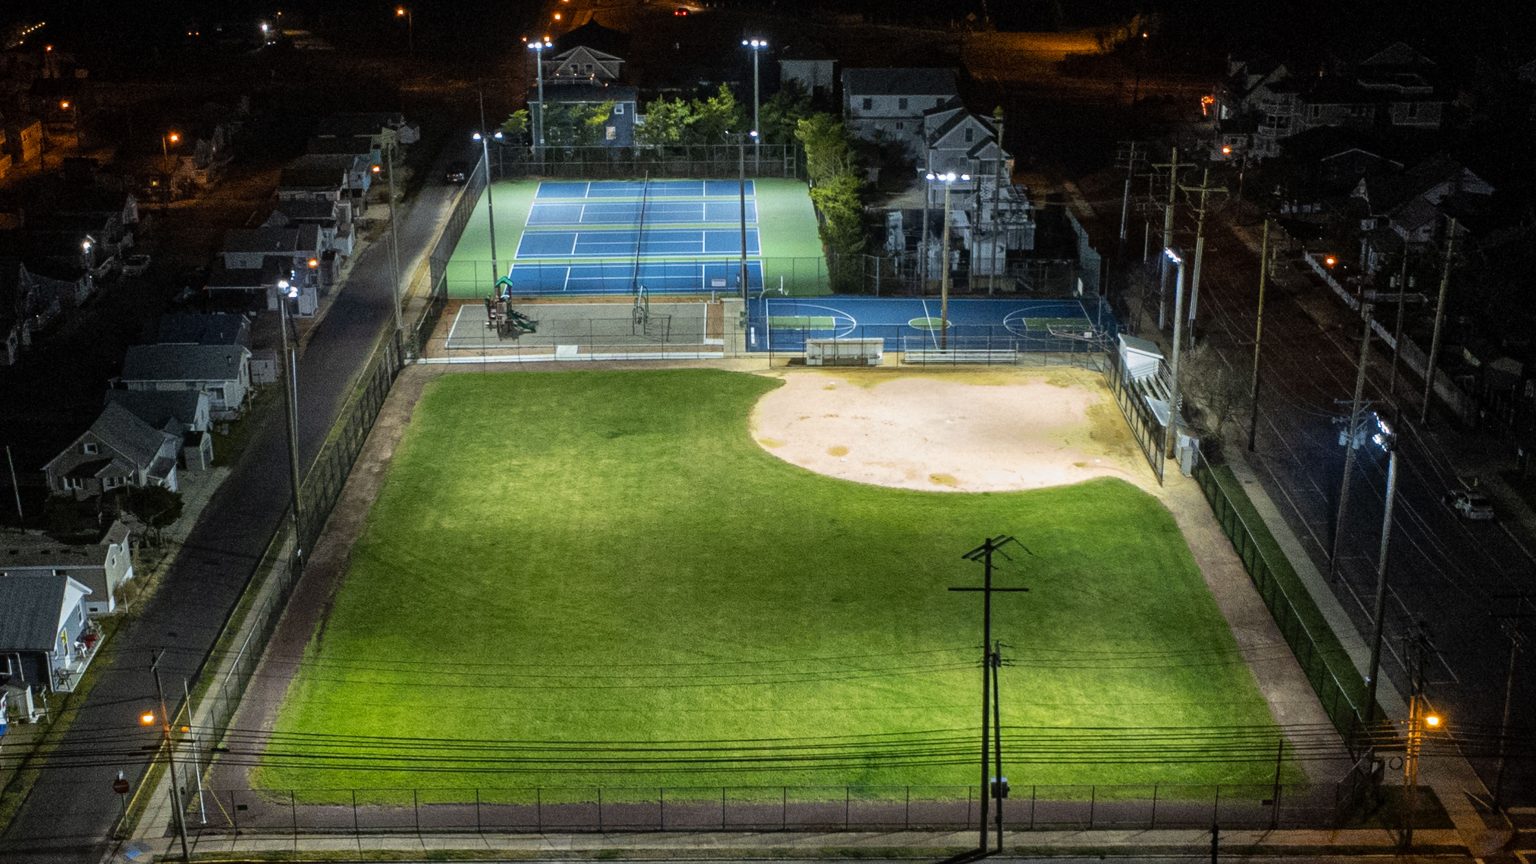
965,128 -> 974,143
1405,102 -> 1419,119
898,97 -> 908,110
64,477 -> 83,490
208,387 -> 225,404
895,121 -> 904,130
861,97 -> 872,110
614,103 -> 625,114
81,442 -> 98,455
103,476 -> 121,490
606,126 -> 617,141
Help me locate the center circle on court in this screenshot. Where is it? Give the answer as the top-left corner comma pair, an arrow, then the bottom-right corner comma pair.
908,317 -> 949,331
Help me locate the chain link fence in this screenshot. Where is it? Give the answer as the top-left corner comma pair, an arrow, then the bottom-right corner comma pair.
493,143 -> 801,180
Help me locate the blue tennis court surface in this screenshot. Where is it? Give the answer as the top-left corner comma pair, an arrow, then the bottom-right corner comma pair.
517,228 -> 761,259
747,296 -> 1116,353
502,261 -> 764,294
536,180 -> 756,199
528,200 -> 758,226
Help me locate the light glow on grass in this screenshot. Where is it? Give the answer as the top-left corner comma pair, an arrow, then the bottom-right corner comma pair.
257,370 -> 1292,797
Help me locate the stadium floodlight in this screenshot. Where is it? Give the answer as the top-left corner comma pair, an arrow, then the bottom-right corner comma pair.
923,172 -> 972,347
1160,245 -> 1189,480
473,123 -> 503,276
527,37 -> 554,153
1362,409 -> 1400,738
276,271 -> 304,570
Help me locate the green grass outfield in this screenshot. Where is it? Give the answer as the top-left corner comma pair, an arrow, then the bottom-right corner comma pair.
443,178 -> 827,298
256,370 -> 1294,797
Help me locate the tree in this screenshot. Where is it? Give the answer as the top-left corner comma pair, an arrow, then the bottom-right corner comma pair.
1180,342 -> 1248,444
795,114 -> 857,186
500,110 -> 530,145
121,485 -> 184,546
636,96 -> 690,146
758,80 -> 812,146
541,101 -> 615,148
686,84 -> 744,144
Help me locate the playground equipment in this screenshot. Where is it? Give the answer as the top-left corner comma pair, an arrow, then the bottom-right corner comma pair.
484,277 -> 538,339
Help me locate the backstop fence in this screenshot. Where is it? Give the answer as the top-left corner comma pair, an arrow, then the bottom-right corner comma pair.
493,143 -> 802,181
188,780 -> 1363,837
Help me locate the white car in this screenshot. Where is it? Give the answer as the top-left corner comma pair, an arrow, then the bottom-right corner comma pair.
121,254 -> 151,277
1443,489 -> 1495,521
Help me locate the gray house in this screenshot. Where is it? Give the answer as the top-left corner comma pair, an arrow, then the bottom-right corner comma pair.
42,401 -> 180,499
120,343 -> 252,419
534,82 -> 638,148
0,573 -> 96,693
156,312 -> 251,348
1,522 -> 134,616
104,388 -> 214,470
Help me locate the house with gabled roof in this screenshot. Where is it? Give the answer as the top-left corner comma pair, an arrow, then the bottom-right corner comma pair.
0,573 -> 97,693
842,68 -> 960,156
43,401 -> 180,499
1,521 -> 134,616
104,388 -> 214,470
120,343 -> 251,419
546,44 -> 625,82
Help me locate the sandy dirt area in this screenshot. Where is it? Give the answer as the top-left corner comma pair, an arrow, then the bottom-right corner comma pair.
750,366 -> 1150,493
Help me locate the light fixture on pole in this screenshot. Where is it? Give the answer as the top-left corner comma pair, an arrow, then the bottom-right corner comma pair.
926,171 -> 969,350
1361,412 -> 1398,739
1162,246 -> 1188,474
395,6 -> 413,54
145,651 -> 191,862
472,128 -> 504,282
527,37 -> 553,157
372,159 -> 402,334
161,130 -> 181,181
733,131 -> 757,303
275,276 -> 305,563
741,38 -> 767,172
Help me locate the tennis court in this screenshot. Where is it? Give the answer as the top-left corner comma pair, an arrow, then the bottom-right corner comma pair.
442,177 -> 825,298
747,295 -> 1117,353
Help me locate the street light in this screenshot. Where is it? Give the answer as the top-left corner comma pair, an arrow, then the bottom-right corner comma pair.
161,131 -> 180,175
926,171 -> 970,349
472,129 -> 504,281
730,131 -> 757,304
372,160 -> 402,333
395,6 -> 413,53
1362,412 -> 1399,737
1162,246 -> 1188,473
742,38 -> 767,172
527,36 -> 553,156
142,659 -> 191,863
275,276 -> 306,564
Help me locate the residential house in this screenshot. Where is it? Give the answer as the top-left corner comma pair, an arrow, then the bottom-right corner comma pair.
0,522 -> 134,616
779,42 -> 836,103
1352,155 -> 1494,272
841,68 -> 960,156
104,388 -> 214,471
0,573 -> 97,693
283,154 -> 373,213
42,401 -> 180,498
156,311 -> 251,348
545,44 -> 625,82
278,162 -> 348,204
313,111 -> 419,152
533,82 -> 638,147
0,257 -> 58,364
263,198 -> 354,257
3,116 -> 42,165
915,106 -> 1034,278
306,134 -> 381,163
212,225 -> 325,313
120,343 -> 252,419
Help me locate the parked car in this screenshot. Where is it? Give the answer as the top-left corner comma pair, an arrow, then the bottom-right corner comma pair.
1442,489 -> 1495,521
121,254 -> 151,277
445,161 -> 469,184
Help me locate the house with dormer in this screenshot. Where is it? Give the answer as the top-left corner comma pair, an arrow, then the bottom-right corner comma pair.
43,402 -> 181,499
1,521 -> 135,616
120,343 -> 252,419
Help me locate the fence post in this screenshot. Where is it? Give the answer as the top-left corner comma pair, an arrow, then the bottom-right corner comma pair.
290,789 -> 297,839
845,786 -> 850,830
1213,785 -> 1221,824
351,789 -> 358,838
905,786 -> 910,829
536,787 -> 542,832
413,789 -> 419,834
782,786 -> 787,830
1150,783 -> 1158,829
721,787 -> 726,829
597,787 -> 603,832
1030,785 -> 1036,830
475,788 -> 481,833
967,784 -> 973,829
1089,785 -> 1096,829
659,787 -> 665,830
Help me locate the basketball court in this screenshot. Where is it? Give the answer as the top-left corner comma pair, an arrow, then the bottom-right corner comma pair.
747,295 -> 1116,353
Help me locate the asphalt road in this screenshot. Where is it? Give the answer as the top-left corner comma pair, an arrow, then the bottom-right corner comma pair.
0,138 -> 475,863
1120,199 -> 1536,804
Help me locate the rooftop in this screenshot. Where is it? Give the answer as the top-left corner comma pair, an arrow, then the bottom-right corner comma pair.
0,573 -> 90,653
842,68 -> 959,97
121,343 -> 249,383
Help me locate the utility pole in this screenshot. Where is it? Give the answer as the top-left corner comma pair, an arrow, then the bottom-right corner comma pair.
150,651 -> 191,862
1489,596 -> 1532,812
1177,167 -> 1227,346
1247,220 -> 1270,452
5,444 -> 22,523
991,109 -> 1006,295
1421,219 -> 1457,426
1115,140 -> 1141,256
1401,623 -> 1436,850
990,639 -> 1006,851
1387,254 -> 1412,405
950,537 -> 1028,853
1329,302 -> 1376,581
1150,147 -> 1189,330
1163,247 -> 1188,467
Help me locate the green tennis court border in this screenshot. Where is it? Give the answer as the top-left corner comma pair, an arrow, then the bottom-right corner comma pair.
441,178 -> 829,299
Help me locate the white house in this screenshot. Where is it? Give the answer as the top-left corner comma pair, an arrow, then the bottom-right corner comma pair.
0,573 -> 97,693
841,68 -> 960,156
120,343 -> 252,419
545,45 -> 625,81
780,42 -> 835,102
1,521 -> 135,616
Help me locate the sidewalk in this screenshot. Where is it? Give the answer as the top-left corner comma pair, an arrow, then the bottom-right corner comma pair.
1223,447 -> 1514,856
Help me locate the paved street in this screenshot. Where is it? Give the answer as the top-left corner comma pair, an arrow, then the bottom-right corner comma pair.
1093,185 -> 1536,806
0,138 -> 474,863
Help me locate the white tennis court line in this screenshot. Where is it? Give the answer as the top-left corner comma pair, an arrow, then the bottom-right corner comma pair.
918,298 -> 938,349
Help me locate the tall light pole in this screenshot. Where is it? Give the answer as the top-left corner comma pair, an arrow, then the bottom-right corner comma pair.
395,6 -> 413,54
144,651 -> 191,863
472,124 -> 503,283
372,154 -> 402,333
927,171 -> 969,350
161,130 -> 180,196
734,131 -> 756,303
276,276 -> 305,563
1162,247 -> 1187,470
1362,412 -> 1398,736
527,37 -> 552,158
742,38 -> 767,173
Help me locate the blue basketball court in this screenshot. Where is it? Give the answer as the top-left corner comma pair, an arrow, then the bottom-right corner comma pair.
747,295 -> 1115,353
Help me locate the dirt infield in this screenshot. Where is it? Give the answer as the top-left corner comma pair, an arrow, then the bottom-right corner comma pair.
750,366 -> 1148,494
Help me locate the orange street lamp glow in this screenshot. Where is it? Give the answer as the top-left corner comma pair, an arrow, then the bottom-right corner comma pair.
1324,254 -> 1338,268
60,100 -> 71,109
168,132 -> 180,144
1221,144 -> 1232,155
307,258 -> 319,269
396,6 -> 406,16
371,164 -> 381,174
140,711 -> 156,726
553,11 -> 562,20
1424,713 -> 1441,729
